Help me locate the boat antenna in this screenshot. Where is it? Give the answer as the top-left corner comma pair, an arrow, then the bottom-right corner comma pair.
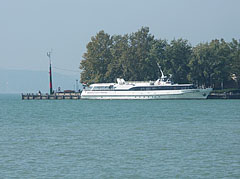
157,63 -> 164,79
47,50 -> 53,94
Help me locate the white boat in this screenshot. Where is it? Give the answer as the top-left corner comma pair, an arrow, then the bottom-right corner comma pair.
81,66 -> 212,100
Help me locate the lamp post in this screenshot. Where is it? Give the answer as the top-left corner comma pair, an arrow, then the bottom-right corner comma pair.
47,51 -> 53,94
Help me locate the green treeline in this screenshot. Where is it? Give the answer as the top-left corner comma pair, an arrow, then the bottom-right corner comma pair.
80,27 -> 240,89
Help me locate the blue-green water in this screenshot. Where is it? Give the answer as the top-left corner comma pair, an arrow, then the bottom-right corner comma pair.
0,94 -> 240,178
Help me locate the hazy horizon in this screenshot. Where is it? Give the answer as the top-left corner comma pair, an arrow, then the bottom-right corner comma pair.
0,0 -> 239,76
0,68 -> 81,93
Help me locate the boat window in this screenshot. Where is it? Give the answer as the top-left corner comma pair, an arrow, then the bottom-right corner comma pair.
91,86 -> 115,91
129,85 -> 196,91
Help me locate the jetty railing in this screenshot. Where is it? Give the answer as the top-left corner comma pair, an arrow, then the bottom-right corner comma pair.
22,92 -> 81,100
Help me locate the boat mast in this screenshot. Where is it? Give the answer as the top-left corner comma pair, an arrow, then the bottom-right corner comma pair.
157,63 -> 164,79
47,51 -> 53,94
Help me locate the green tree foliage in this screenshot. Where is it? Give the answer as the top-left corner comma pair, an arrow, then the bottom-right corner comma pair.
80,30 -> 112,83
148,39 -> 168,79
164,39 -> 192,83
229,39 -> 240,88
105,34 -> 129,82
80,27 -> 240,89
188,39 -> 231,88
127,27 -> 155,81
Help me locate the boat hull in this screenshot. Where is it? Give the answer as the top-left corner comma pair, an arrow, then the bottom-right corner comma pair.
81,88 -> 212,100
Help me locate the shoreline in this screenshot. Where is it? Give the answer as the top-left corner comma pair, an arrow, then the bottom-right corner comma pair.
20,92 -> 240,100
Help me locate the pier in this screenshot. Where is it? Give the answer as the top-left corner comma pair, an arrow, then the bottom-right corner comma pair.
22,92 -> 81,100
21,51 -> 82,100
207,92 -> 240,99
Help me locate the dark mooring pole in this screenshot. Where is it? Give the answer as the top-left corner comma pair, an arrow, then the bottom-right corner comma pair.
47,51 -> 53,94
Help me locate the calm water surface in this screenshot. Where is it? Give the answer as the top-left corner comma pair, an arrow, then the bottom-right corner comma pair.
0,94 -> 240,178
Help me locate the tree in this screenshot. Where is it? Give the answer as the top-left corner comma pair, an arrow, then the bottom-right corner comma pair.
80,30 -> 112,83
164,39 -> 192,83
80,27 -> 239,89
105,34 -> 129,82
148,39 -> 168,79
127,27 -> 155,81
188,39 -> 231,88
229,39 -> 240,88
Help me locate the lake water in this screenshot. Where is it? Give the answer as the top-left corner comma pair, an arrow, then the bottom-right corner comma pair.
0,94 -> 240,178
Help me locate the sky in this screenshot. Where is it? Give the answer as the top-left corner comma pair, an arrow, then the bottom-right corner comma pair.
0,0 -> 239,76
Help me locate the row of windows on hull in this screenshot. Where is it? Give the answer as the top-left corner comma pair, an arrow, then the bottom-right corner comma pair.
129,86 -> 196,91
90,85 -> 196,91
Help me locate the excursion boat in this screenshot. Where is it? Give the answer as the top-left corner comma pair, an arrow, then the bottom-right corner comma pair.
81,66 -> 212,100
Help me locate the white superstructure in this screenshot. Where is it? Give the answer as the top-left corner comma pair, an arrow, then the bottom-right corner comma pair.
81,67 -> 212,100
